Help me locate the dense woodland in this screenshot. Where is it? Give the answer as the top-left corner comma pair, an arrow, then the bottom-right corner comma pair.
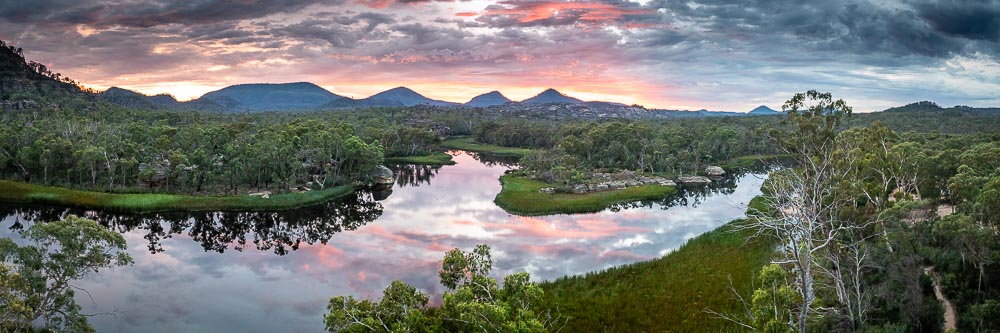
3,39 -> 1000,333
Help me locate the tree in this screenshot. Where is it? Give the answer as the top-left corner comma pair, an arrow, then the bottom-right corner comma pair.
742,91 -> 866,332
325,280 -> 435,333
324,244 -> 564,333
0,215 -> 133,332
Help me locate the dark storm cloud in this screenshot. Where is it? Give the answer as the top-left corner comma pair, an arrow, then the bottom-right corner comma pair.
645,0 -> 999,61
0,0 -> 345,28
915,0 -> 1000,41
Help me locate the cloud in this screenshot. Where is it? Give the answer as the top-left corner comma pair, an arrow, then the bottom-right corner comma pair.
476,0 -> 654,27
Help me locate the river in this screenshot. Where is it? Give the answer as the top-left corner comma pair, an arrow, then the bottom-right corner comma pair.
0,151 -> 768,333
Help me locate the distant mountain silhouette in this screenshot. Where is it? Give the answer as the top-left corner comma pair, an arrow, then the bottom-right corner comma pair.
200,82 -> 344,111
465,91 -> 511,107
521,88 -> 583,104
361,87 -> 459,107
748,105 -> 780,115
0,40 -> 81,97
99,87 -> 225,112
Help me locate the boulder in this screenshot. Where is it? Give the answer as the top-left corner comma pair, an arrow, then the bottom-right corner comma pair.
625,180 -> 643,187
539,187 -> 556,194
609,181 -> 627,189
593,183 -> 610,192
658,180 -> 677,187
371,165 -> 395,186
677,176 -> 712,185
705,166 -> 726,177
572,184 -> 590,194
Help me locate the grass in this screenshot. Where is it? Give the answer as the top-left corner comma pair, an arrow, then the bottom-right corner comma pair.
539,220 -> 775,332
493,175 -> 675,216
719,154 -> 792,170
384,151 -> 456,165
440,137 -> 534,157
0,180 -> 354,213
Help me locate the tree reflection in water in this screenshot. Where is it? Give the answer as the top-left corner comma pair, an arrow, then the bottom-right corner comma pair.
390,164 -> 442,188
0,192 -> 383,256
467,151 -> 520,168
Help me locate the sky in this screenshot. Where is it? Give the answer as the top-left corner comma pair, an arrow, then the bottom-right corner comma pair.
1,0 -> 998,111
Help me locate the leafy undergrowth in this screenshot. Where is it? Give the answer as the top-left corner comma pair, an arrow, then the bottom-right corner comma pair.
494,175 -> 675,216
539,220 -> 775,332
384,151 -> 456,165
719,154 -> 792,170
440,137 -> 534,157
0,180 -> 354,213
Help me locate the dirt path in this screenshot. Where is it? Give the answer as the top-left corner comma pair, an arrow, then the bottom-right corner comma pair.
925,266 -> 956,331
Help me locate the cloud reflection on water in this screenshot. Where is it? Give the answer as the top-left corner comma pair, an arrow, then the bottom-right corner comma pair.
0,151 -> 765,333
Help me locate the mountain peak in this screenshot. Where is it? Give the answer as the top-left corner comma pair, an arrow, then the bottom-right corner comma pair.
522,88 -> 583,104
748,105 -> 780,115
200,82 -> 345,111
367,87 -> 459,107
465,91 -> 512,107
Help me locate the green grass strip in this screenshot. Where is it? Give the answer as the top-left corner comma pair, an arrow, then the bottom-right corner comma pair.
494,175 -> 675,216
384,151 -> 456,165
539,220 -> 775,332
440,137 -> 534,157
0,180 -> 354,213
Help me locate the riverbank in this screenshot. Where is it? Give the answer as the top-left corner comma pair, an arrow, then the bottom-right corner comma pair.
384,151 -> 456,165
0,180 -> 355,213
718,154 -> 791,170
440,137 -> 534,157
539,219 -> 775,332
494,175 -> 675,216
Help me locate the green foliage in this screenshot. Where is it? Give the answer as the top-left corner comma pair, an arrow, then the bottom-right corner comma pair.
440,137 -> 534,157
494,175 -> 675,216
539,221 -> 775,332
324,244 -> 555,333
0,215 -> 133,332
0,180 -> 354,213
325,280 -> 435,333
383,152 -> 455,166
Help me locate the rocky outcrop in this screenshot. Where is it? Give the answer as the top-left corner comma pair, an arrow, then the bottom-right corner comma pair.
1,99 -> 38,111
705,166 -> 726,177
371,165 -> 395,186
677,176 -> 712,185
543,175 -> 677,194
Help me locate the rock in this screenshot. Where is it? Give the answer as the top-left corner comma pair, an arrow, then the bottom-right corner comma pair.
677,176 -> 712,185
705,166 -> 726,177
249,191 -> 272,198
658,180 -> 677,187
539,187 -> 556,194
593,183 -> 609,191
371,165 -> 395,185
625,180 -> 643,187
572,184 -> 590,194
609,181 -> 626,189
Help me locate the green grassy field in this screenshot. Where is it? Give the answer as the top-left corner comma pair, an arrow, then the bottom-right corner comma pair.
384,151 -> 456,165
0,180 -> 354,213
440,137 -> 534,157
539,220 -> 775,332
719,154 -> 792,170
494,176 -> 675,216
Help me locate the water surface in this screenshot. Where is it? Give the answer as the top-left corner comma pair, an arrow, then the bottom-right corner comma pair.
1,151 -> 767,333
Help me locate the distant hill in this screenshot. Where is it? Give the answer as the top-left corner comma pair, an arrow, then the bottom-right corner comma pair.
522,88 -> 583,104
465,91 -> 511,107
0,40 -> 82,98
200,82 -> 344,111
361,87 -> 459,107
883,101 -> 999,115
99,87 -> 225,112
748,105 -> 780,115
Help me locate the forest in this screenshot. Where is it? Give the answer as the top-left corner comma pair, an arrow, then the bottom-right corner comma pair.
3,38 -> 1000,333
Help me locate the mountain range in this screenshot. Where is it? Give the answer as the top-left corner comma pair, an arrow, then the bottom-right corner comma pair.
95,83 -> 790,115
